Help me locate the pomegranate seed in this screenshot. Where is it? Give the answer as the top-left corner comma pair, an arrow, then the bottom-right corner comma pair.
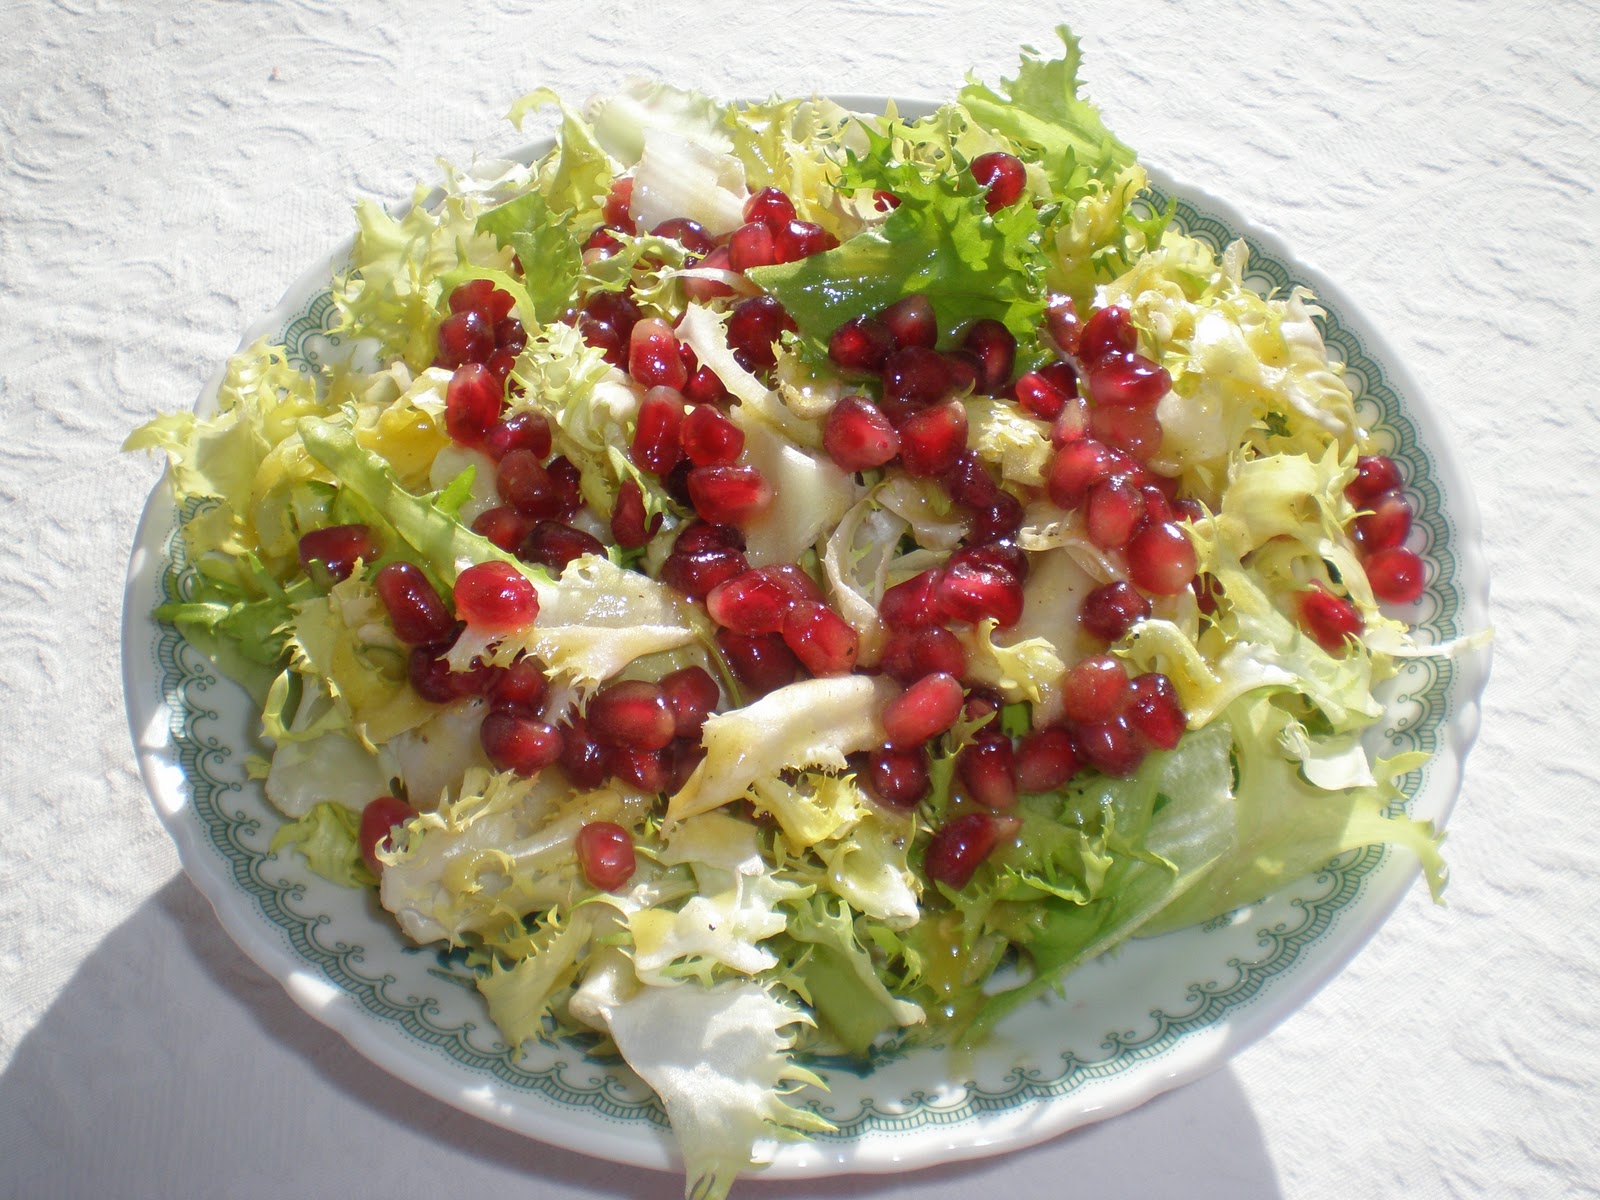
1347,454 -> 1403,507
496,449 -> 560,518
775,219 -> 838,262
764,563 -> 824,603
881,295 -> 938,350
480,711 -> 564,776
1051,395 -> 1092,446
828,316 -> 896,374
1354,489 -> 1413,552
724,295 -> 795,372
880,569 -> 947,632
743,186 -> 798,230
520,521 -> 605,572
1126,673 -> 1186,751
1084,475 -> 1148,550
924,812 -> 1020,889
576,821 -> 636,891
445,363 -> 503,444
898,400 -> 969,478
587,679 -> 676,751
651,217 -> 714,256
881,672 -> 965,748
448,279 -> 511,322
1079,581 -> 1151,642
584,226 -> 626,257
1085,351 -> 1171,409
579,291 -> 642,368
970,151 -> 1026,213
547,455 -> 583,518
472,506 -> 534,554
968,492 -> 1026,544
1126,521 -> 1198,596
687,465 -> 773,526
716,629 -> 801,696
1366,546 -> 1426,604
1047,437 -> 1117,509
660,666 -> 720,738
660,546 -> 748,600
1091,403 -> 1164,458
936,558 -> 1024,628
485,346 -> 517,383
1139,482 -> 1176,527
728,221 -> 780,271
610,479 -> 660,549
872,189 -> 900,212
559,713 -> 608,790
436,309 -> 494,369
706,568 -> 795,634
782,601 -> 860,676
958,733 -> 1018,809
863,745 -> 931,809
667,737 -> 707,792
453,561 -> 538,632
1015,727 -> 1081,793
631,386 -> 687,475
880,625 -> 966,683
483,410 -> 552,461
408,644 -> 461,704
1045,295 -> 1082,354
941,450 -> 1002,509
608,745 -> 672,793
1014,371 -> 1070,420
1060,655 -> 1132,723
1297,584 -> 1364,654
602,177 -> 635,230
880,346 -> 952,420
495,316 -> 528,354
682,244 -> 737,304
629,318 -> 689,390
823,395 -> 900,472
951,539 -> 1029,582
1077,716 -> 1146,777
489,657 -> 549,714
358,796 -> 417,878
298,523 -> 377,582
1078,306 -> 1137,365
375,562 -> 454,645
959,319 -> 1017,393
680,403 -> 745,467
943,351 -> 980,396
683,360 -> 730,405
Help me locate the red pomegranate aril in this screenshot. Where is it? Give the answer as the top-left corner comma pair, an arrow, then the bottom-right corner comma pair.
881,672 -> 965,748
743,186 -> 798,231
1016,727 -> 1081,793
782,601 -> 860,676
651,217 -> 715,255
660,666 -> 720,739
1347,454 -> 1403,507
359,796 -> 418,878
1353,489 -> 1413,552
1080,580 -> 1152,642
880,569 -> 947,632
495,316 -> 528,354
1139,483 -> 1176,527
941,450 -> 1002,509
558,713 -> 608,790
1084,475 -> 1148,550
1047,437 -> 1117,510
496,449 -> 559,518
1014,370 -> 1070,420
610,479 -> 660,549
1078,305 -> 1138,365
607,745 -> 672,793
1086,351 -> 1171,409
682,244 -> 738,304
376,562 -> 454,645
453,561 -> 539,632
602,176 -> 635,230
1060,655 -> 1133,724
667,737 -> 707,793
823,395 -> 900,472
828,316 -> 896,374
480,711 -> 564,776
585,289 -> 643,333
408,644 -> 461,704
520,521 -> 605,572
1297,584 -> 1364,654
1126,520 -> 1198,596
1044,294 -> 1082,355
1077,715 -> 1146,777
728,221 -> 780,271
872,189 -> 900,212
970,491 -> 1027,544
676,520 -> 746,555
898,401 -> 969,478
864,745 -> 931,809
706,568 -> 793,634
683,361 -> 730,405
445,363 -> 503,443
1051,395 -> 1092,446
631,386 -> 687,475
489,656 -> 549,714
764,563 -> 824,603
951,539 -> 1029,583
576,821 -> 637,891
687,465 -> 773,526
775,219 -> 837,262
924,811 -> 1020,889
880,346 -> 953,420
584,226 -> 625,257
298,523 -> 377,582
943,351 -> 980,397
472,506 -> 534,554
725,295 -> 795,372
547,455 -> 583,518
936,558 -> 1025,628
908,625 -> 967,681
717,629 -> 801,696
1126,673 -> 1186,751
1366,546 -> 1426,604
483,410 -> 551,461
587,679 -> 676,751
959,319 -> 1017,394
1091,403 -> 1164,458
970,151 -> 1026,213
963,686 -> 1005,731
958,734 -> 1018,809
449,279 -> 505,321
661,546 -> 749,600
436,309 -> 494,369
881,295 -> 938,350
680,403 -> 745,467
628,318 -> 689,390
1193,571 -> 1222,615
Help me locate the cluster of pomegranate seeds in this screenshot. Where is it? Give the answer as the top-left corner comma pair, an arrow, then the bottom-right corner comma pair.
1344,453 -> 1425,605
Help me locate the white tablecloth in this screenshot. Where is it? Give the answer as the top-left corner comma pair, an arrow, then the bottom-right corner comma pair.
3,1 -> 1596,1196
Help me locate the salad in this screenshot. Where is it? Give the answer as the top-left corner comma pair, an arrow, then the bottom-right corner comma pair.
128,28 -> 1454,1199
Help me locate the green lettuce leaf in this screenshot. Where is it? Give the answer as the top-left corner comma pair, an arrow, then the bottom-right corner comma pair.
268,800 -> 376,889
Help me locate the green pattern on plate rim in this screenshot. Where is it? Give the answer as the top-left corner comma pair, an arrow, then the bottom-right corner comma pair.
147,185 -> 1468,1144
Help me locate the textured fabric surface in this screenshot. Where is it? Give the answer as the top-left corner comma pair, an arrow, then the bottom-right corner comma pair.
2,1 -> 1596,1197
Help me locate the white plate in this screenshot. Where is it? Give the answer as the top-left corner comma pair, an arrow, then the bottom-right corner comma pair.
122,105 -> 1491,1180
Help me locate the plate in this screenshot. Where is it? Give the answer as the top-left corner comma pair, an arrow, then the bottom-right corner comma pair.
122,103 -> 1491,1179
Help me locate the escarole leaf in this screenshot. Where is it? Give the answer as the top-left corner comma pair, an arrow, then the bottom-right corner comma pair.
268,801 -> 375,889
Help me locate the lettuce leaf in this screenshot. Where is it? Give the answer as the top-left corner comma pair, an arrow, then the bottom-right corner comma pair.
268,801 -> 376,889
